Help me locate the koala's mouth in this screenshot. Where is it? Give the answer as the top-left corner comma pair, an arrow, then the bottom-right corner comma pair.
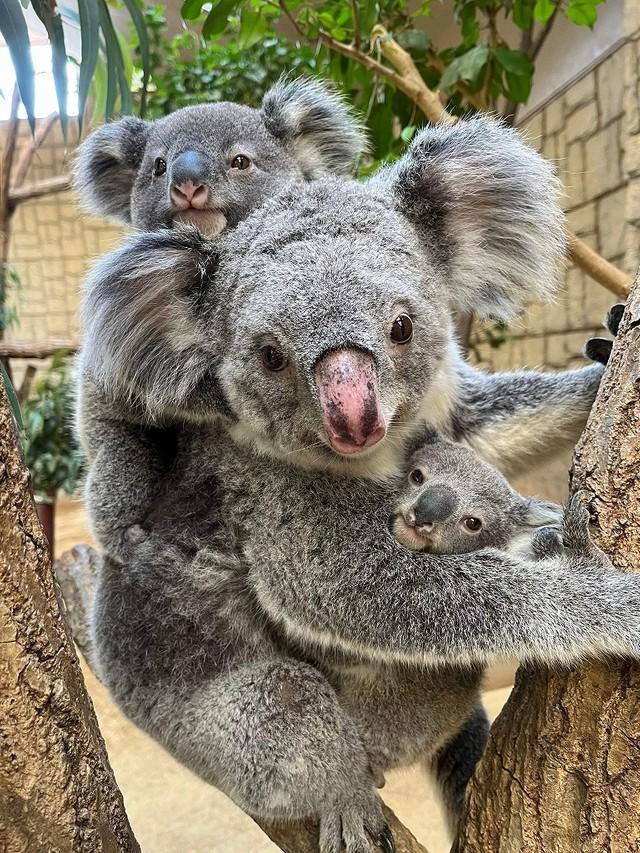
173,208 -> 228,236
392,513 -> 434,552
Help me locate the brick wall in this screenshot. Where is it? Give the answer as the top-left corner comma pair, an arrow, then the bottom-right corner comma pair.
3,121 -> 122,346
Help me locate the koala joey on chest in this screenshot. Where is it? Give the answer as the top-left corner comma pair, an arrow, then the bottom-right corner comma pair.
74,78 -> 366,236
392,428 -> 561,556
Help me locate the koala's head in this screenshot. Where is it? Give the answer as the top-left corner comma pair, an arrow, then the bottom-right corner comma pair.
74,79 -> 365,236
83,116 -> 565,477
391,428 -> 561,553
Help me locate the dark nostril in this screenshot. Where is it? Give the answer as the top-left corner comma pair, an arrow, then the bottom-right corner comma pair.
414,485 -> 458,527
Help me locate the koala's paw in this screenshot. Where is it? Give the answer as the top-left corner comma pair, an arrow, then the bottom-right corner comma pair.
584,303 -> 626,365
319,791 -> 393,853
531,526 -> 564,559
606,302 -> 626,336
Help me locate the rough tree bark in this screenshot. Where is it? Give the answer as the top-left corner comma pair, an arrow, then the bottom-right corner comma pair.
0,381 -> 139,852
457,273 -> 640,852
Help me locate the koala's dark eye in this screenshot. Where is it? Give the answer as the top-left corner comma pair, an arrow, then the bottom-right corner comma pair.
231,154 -> 252,170
390,314 -> 413,344
153,157 -> 167,177
260,345 -> 288,372
409,469 -> 424,486
462,516 -> 483,533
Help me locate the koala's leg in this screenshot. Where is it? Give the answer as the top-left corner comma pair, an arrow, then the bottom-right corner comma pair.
85,420 -> 172,560
429,702 -> 489,840
146,658 -> 391,853
451,361 -> 603,476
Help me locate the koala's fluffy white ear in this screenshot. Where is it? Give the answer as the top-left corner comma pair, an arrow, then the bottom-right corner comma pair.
371,116 -> 566,320
74,117 -> 149,223
81,227 -> 221,418
523,497 -> 562,528
261,78 -> 367,177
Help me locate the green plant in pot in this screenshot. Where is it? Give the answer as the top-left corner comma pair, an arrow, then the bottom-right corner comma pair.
21,352 -> 84,556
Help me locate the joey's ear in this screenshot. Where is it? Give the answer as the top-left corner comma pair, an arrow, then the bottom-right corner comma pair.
81,226 -> 221,418
522,497 -> 562,528
403,423 -> 442,458
74,117 -> 149,223
261,77 -> 367,177
372,115 -> 566,320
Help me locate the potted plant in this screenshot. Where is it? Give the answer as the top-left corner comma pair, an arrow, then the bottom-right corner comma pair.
21,352 -> 84,556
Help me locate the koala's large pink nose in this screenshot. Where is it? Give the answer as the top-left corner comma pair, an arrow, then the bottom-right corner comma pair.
170,180 -> 209,210
315,348 -> 386,455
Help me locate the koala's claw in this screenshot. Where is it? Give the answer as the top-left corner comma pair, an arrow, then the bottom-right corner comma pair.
378,825 -> 396,853
606,303 -> 625,336
584,337 -> 613,366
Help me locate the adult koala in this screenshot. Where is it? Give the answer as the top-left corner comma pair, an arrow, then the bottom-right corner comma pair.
74,77 -> 365,235
80,118 -> 631,852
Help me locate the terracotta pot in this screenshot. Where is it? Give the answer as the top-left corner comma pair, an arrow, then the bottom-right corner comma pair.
35,497 -> 56,558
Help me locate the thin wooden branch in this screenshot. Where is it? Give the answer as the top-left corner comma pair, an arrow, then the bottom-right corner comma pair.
368,26 -> 633,299
0,340 -> 77,359
531,8 -> 559,61
55,544 -> 431,853
0,87 -> 21,218
11,112 -> 59,189
9,173 -> 71,204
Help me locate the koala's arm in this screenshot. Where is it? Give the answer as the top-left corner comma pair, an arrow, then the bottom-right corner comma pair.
78,377 -> 173,560
450,360 -> 603,475
248,487 -> 639,669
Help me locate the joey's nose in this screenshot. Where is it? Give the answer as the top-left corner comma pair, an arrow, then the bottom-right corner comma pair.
414,485 -> 458,527
315,348 -> 386,455
170,151 -> 210,210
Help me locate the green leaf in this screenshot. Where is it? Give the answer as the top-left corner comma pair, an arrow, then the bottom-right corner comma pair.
239,7 -> 267,49
359,0 -> 379,37
459,4 -> 479,47
0,0 -> 35,132
77,0 -> 99,133
121,0 -> 150,116
202,0 -> 242,39
534,0 -> 556,22
512,0 -> 534,29
400,124 -> 416,143
440,45 -> 489,90
396,29 -> 431,58
495,46 -> 534,76
504,69 -> 532,103
566,0 -> 603,27
181,0 -> 205,20
99,0 -> 131,117
1,362 -> 23,430
31,1 -> 68,138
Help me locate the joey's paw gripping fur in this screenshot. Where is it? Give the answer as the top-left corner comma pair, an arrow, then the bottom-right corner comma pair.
531,526 -> 564,559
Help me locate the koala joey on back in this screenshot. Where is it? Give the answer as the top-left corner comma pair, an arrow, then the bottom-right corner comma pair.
74,78 -> 366,559
392,428 -> 561,556
74,77 -> 366,235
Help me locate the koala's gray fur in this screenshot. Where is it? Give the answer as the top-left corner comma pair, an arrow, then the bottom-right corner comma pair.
74,77 -> 365,232
79,116 -> 626,851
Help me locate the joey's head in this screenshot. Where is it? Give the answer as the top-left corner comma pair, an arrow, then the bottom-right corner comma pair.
74,79 -> 365,236
392,429 -> 561,553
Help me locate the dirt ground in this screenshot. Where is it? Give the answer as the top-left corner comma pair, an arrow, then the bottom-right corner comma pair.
58,498 -> 512,852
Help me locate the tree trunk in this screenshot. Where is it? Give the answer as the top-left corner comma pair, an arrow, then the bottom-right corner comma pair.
457,275 -> 640,852
0,380 -> 139,852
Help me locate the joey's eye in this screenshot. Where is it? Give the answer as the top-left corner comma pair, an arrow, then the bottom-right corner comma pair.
462,516 -> 483,533
260,345 -> 288,372
409,469 -> 424,486
153,157 -> 167,177
231,154 -> 252,170
390,314 -> 413,344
